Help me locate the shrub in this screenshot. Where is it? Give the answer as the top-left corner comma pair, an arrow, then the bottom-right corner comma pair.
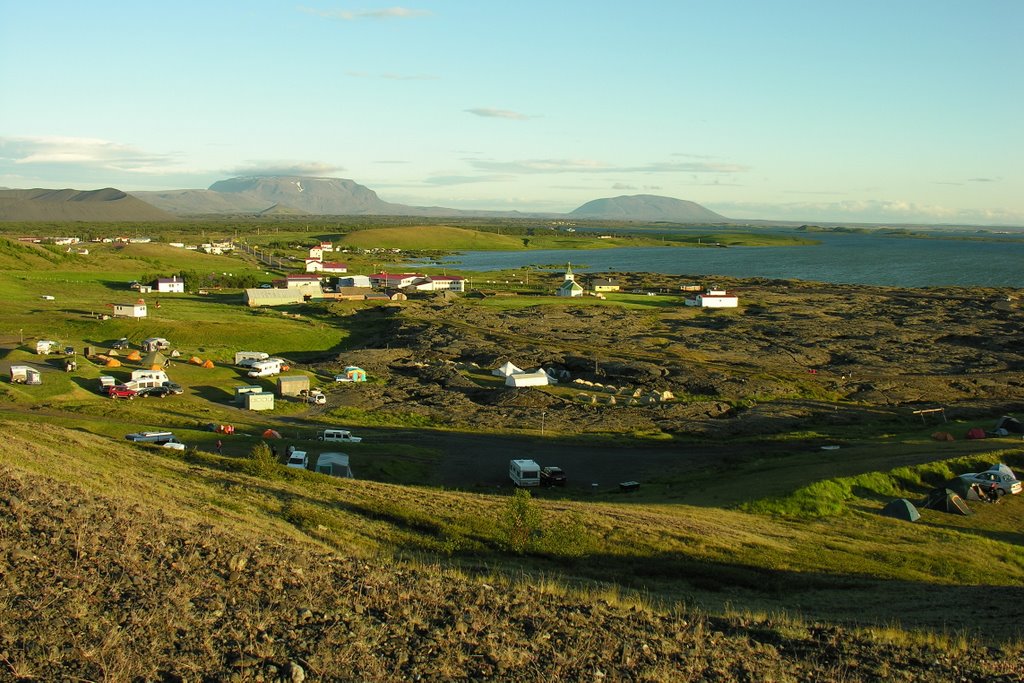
498,489 -> 542,554
243,443 -> 281,479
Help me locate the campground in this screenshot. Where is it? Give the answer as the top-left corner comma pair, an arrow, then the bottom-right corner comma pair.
1,227 -> 1023,673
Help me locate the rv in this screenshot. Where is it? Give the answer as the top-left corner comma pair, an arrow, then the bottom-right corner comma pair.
125,431 -> 181,446
509,459 -> 541,487
247,358 -> 286,378
10,366 -> 42,385
127,369 -> 170,390
317,429 -> 362,443
235,351 -> 270,367
35,340 -> 59,355
98,375 -> 117,393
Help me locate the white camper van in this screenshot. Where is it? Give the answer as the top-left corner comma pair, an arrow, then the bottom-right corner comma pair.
247,358 -> 286,378
286,449 -> 308,469
317,429 -> 362,443
509,459 -> 541,487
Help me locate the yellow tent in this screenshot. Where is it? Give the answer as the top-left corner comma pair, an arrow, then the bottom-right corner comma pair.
189,356 -> 204,365
126,350 -> 142,361
105,358 -> 122,367
202,359 -> 215,369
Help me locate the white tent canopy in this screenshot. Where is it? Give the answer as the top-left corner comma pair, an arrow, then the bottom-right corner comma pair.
492,361 -> 524,377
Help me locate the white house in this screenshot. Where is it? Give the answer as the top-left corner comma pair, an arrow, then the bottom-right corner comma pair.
305,258 -> 323,273
318,241 -> 334,253
156,276 -> 185,293
111,302 -> 148,318
337,275 -> 372,288
308,246 -> 324,260
321,261 -> 348,274
686,288 -> 739,308
281,274 -> 323,289
425,275 -> 465,292
370,273 -> 424,289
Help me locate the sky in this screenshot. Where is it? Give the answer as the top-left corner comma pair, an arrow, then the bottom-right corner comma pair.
0,1 -> 1021,225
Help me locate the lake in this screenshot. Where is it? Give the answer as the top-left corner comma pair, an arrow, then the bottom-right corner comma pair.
415,230 -> 1024,288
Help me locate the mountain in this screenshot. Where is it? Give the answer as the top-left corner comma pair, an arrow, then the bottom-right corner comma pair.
568,194 -> 730,223
0,188 -> 175,222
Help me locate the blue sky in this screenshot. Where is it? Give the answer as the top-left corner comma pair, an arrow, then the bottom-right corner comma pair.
1,1 -> 1021,224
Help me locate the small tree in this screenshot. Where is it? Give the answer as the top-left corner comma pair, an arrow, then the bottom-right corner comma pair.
499,489 -> 542,554
243,442 -> 280,479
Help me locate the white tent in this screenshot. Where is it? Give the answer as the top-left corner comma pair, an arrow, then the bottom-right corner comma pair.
316,452 -> 353,478
505,369 -> 550,387
492,361 -> 524,377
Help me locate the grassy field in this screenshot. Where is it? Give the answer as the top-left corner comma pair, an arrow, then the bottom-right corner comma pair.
1,226 -> 1023,658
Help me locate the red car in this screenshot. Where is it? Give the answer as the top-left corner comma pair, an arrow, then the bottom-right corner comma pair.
108,385 -> 138,399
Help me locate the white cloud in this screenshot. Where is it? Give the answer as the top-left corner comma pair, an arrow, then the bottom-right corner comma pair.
225,161 -> 344,177
423,174 -> 510,186
710,198 -> 1024,226
465,108 -> 532,120
469,158 -> 749,175
300,6 -> 431,21
0,136 -> 176,173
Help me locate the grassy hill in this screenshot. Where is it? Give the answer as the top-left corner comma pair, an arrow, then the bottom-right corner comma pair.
2,420 -> 1022,680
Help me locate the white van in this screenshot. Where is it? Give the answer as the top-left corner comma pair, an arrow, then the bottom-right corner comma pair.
235,351 -> 270,367
317,429 -> 362,443
509,459 -> 541,487
247,358 -> 285,378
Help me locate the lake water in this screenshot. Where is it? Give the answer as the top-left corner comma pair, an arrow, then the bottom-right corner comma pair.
416,230 -> 1024,288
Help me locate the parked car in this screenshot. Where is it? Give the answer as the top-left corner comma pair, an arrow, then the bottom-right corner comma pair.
540,466 -> 567,487
139,385 -> 175,398
286,449 -> 308,469
300,388 -> 326,405
161,381 -> 184,395
108,385 -> 137,399
958,469 -> 1022,496
111,337 -> 130,350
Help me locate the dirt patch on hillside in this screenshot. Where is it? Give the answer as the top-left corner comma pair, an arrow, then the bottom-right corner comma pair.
2,464 -> 1019,682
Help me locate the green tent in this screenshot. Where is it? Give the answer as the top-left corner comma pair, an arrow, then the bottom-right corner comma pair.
945,478 -> 984,501
881,498 -> 920,522
921,488 -> 973,515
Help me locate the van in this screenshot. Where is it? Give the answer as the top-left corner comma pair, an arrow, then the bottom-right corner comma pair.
509,459 -> 541,487
247,358 -> 285,378
317,429 -> 362,443
235,351 -> 270,367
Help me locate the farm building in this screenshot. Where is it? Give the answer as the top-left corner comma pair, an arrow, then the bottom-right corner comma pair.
315,452 -> 353,478
277,375 -> 311,397
369,273 -> 424,289
155,276 -> 185,293
321,262 -> 348,274
111,302 -> 148,318
243,392 -> 275,411
685,288 -> 738,308
590,278 -> 620,292
505,369 -> 552,387
234,385 -> 264,405
337,275 -> 372,288
281,274 -> 323,289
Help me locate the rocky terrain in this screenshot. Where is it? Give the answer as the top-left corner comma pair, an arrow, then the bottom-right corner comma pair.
314,275 -> 1024,438
3,463 -> 1020,682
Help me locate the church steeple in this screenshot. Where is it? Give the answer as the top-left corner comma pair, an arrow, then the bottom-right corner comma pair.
564,262 -> 574,281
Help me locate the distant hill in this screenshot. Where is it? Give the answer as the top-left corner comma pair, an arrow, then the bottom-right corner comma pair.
569,194 -> 731,223
0,188 -> 175,222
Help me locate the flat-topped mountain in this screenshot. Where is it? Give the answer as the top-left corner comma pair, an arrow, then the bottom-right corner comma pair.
569,194 -> 731,223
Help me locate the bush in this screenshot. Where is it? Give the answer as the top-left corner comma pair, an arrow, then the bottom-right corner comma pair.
243,443 -> 281,479
498,489 -> 542,554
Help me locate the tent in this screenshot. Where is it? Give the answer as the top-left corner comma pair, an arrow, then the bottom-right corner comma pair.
105,358 -> 122,367
262,428 -> 282,439
881,498 -> 920,522
126,350 -> 142,361
202,359 -> 215,368
994,416 -> 1023,434
189,356 -> 204,365
921,488 -> 973,515
966,427 -> 986,440
945,478 -> 985,501
492,361 -> 524,377
931,431 -> 955,442
987,463 -> 1018,479
141,350 -> 167,370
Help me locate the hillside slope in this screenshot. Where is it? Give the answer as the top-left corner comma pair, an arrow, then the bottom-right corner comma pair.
0,188 -> 175,221
0,420 -> 1020,681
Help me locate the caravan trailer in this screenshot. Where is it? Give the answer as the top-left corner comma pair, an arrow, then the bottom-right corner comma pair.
509,459 -> 541,487
247,358 -> 286,378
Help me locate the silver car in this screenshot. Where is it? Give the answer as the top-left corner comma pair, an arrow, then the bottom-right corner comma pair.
958,470 -> 1022,497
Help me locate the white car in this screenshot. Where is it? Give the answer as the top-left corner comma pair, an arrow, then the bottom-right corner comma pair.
286,449 -> 308,469
958,467 -> 1022,497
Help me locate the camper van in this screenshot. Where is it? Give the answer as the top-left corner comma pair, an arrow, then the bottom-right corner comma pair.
235,351 -> 270,367
317,429 -> 362,443
509,459 -> 541,487
247,358 -> 286,378
125,431 -> 181,446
